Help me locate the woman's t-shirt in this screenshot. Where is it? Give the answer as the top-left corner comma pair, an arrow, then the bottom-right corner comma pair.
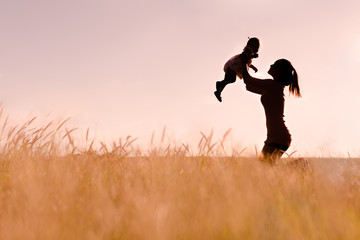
244,78 -> 291,146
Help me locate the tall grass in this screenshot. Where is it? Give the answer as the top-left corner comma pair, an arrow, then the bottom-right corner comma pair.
0,112 -> 360,239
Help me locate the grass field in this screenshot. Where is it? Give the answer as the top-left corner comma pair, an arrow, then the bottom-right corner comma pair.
0,115 -> 360,240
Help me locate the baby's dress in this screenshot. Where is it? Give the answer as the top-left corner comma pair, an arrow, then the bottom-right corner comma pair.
223,46 -> 254,79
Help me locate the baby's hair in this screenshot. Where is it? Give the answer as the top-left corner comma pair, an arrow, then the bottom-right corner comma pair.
247,37 -> 260,47
245,37 -> 260,53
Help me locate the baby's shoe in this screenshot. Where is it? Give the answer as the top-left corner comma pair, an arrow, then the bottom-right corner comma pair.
215,81 -> 223,102
214,90 -> 222,102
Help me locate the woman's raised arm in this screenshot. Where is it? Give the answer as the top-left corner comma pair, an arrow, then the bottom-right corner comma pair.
241,54 -> 272,94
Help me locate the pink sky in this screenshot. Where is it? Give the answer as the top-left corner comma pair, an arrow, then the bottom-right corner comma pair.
1,0 -> 360,157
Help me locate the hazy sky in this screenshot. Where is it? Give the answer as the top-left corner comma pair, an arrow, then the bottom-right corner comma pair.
1,0 -> 360,156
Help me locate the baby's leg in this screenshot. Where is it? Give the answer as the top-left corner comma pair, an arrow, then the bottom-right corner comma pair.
223,69 -> 237,83
215,69 -> 236,102
218,69 -> 236,92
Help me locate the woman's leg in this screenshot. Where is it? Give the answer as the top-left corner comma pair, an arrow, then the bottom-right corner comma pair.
259,143 -> 289,165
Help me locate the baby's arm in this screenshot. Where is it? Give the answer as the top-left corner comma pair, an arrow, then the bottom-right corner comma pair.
240,53 -> 272,95
249,64 -> 258,73
243,48 -> 258,59
243,49 -> 258,71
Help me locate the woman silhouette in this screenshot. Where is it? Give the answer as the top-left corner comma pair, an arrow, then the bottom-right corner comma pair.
240,57 -> 301,165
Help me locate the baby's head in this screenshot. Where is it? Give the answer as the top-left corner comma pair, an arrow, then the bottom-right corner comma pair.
246,37 -> 260,53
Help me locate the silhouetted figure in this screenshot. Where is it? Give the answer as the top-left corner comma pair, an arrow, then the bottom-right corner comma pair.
240,57 -> 301,165
215,37 -> 260,102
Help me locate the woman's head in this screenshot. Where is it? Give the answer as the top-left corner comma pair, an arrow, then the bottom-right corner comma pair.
268,59 -> 301,97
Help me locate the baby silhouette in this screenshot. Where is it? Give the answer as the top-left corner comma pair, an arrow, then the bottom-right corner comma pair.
215,37 -> 260,102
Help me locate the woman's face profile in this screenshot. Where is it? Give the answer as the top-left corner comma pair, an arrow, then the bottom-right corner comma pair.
268,63 -> 277,78
268,61 -> 283,79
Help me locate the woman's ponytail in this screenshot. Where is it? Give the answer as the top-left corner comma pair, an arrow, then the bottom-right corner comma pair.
274,59 -> 301,98
289,68 -> 301,98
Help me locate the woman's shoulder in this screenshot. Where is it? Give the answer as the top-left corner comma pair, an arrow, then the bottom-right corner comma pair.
263,79 -> 283,85
267,80 -> 285,93
262,79 -> 285,90
260,79 -> 275,85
